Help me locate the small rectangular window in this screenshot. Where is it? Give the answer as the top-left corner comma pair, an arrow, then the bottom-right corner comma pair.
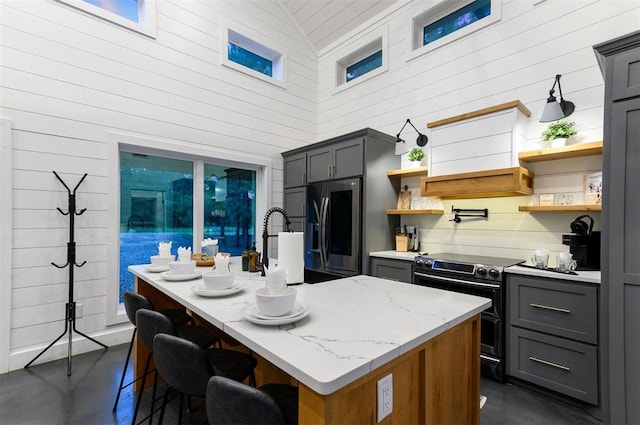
82,0 -> 139,22
423,0 -> 491,46
228,42 -> 273,77
346,50 -> 382,83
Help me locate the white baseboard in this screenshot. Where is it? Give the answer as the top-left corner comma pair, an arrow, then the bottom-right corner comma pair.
6,323 -> 133,373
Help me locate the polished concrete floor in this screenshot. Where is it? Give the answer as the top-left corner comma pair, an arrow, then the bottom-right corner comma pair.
0,343 -> 602,424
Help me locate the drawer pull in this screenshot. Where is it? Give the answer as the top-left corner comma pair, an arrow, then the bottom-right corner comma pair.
529,303 -> 571,314
528,356 -> 571,371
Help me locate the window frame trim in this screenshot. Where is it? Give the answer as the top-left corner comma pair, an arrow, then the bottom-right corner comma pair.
333,26 -> 388,95
220,23 -> 288,89
106,132 -> 271,325
55,0 -> 157,38
406,0 -> 501,62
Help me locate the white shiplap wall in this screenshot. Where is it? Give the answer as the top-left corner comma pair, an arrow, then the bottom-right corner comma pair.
315,0 -> 638,262
0,0 -> 316,371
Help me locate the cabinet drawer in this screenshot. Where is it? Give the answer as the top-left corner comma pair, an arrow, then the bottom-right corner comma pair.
508,275 -> 597,344
370,257 -> 413,283
509,327 -> 598,405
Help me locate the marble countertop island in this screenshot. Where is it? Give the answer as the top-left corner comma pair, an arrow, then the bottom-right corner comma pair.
129,265 -> 490,395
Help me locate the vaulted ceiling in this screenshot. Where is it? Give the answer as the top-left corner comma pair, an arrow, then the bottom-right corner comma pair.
281,0 -> 400,52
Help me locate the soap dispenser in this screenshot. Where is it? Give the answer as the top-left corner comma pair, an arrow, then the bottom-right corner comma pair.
241,246 -> 250,271
248,242 -> 261,273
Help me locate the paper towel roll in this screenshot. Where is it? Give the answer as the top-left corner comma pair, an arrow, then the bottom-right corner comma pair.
277,232 -> 304,284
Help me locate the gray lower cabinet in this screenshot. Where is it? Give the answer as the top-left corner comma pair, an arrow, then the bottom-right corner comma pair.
370,257 -> 413,283
507,274 -> 599,405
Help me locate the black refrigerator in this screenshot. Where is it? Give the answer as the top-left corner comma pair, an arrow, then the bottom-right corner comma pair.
306,177 -> 361,279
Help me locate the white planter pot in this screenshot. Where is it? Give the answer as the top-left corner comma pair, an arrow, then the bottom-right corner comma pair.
408,160 -> 423,168
552,137 -> 567,148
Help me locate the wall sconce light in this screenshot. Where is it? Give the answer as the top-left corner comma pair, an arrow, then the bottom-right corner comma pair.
539,74 -> 575,122
395,119 -> 428,156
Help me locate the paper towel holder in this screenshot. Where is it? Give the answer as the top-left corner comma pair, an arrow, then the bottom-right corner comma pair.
261,207 -> 292,277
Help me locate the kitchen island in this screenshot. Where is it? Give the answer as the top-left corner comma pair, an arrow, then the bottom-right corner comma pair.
129,264 -> 490,424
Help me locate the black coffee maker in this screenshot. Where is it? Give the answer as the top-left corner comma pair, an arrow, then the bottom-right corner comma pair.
562,215 -> 601,270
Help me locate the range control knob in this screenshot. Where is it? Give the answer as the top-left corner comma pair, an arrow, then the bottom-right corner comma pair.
425,260 -> 433,268
488,268 -> 500,278
476,267 -> 487,277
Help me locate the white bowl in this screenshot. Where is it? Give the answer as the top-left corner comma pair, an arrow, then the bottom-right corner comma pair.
202,272 -> 235,290
151,255 -> 174,265
168,260 -> 196,275
255,287 -> 297,317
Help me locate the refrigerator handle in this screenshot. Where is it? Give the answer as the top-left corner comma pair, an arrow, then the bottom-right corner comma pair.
320,196 -> 328,267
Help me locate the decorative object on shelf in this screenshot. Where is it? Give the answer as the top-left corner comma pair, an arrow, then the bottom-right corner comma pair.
449,206 -> 489,223
24,171 -> 108,375
584,171 -> 602,205
408,147 -> 425,168
539,193 -> 555,206
541,119 -> 577,147
394,118 -> 428,156
397,185 -> 412,210
539,74 -> 576,122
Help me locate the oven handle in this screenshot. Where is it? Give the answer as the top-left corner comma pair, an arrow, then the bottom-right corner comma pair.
414,272 -> 501,289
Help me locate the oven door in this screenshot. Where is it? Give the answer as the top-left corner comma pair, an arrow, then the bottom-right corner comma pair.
413,271 -> 502,318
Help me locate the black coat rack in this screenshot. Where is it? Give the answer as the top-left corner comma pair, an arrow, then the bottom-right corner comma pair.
24,171 -> 108,375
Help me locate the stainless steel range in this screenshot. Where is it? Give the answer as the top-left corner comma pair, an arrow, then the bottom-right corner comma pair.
413,252 -> 524,381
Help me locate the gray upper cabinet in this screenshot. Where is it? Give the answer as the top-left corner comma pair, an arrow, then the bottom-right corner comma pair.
283,152 -> 306,188
283,187 -> 305,218
594,31 -> 640,425
306,138 -> 363,183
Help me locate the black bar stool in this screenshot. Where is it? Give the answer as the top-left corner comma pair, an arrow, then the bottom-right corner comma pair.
206,376 -> 298,425
153,333 -> 258,425
132,308 -> 221,425
113,291 -> 194,413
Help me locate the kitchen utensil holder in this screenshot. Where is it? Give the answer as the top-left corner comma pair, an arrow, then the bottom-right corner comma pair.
24,171 -> 107,375
396,235 -> 410,252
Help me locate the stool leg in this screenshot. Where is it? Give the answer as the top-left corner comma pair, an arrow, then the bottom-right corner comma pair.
149,369 -> 159,424
158,387 -> 171,425
113,329 -> 136,412
131,352 -> 152,425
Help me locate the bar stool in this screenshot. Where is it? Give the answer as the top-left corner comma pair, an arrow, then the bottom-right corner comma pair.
153,333 -> 258,425
132,309 -> 222,425
113,291 -> 194,412
206,376 -> 298,425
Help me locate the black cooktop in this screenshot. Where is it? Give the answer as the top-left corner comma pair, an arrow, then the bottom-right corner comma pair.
421,252 -> 525,268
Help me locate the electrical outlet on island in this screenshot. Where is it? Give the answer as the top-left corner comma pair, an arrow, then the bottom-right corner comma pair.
376,373 -> 393,422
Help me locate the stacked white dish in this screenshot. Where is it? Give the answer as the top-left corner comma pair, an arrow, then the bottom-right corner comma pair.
242,287 -> 311,326
161,247 -> 200,281
191,281 -> 244,297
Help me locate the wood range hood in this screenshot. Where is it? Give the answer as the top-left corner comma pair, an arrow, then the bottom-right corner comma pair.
420,166 -> 533,199
422,100 -> 534,199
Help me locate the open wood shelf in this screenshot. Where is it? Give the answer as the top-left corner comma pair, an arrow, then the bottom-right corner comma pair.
421,167 -> 533,198
387,166 -> 428,178
519,205 -> 602,212
518,141 -> 603,163
386,209 -> 444,215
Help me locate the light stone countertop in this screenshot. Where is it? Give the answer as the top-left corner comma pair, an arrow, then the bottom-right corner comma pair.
369,251 -> 601,284
129,264 -> 490,395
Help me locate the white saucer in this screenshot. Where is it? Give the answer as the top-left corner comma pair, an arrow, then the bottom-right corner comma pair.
191,282 -> 244,297
242,301 -> 310,326
160,271 -> 201,281
144,264 -> 170,273
250,302 -> 306,320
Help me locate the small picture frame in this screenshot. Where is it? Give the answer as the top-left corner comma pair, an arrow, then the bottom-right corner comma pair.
539,193 -> 555,206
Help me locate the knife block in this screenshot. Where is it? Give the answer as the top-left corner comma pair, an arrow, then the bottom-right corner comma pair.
395,235 -> 409,252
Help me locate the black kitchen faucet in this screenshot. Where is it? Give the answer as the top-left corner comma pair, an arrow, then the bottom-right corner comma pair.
261,207 -> 291,277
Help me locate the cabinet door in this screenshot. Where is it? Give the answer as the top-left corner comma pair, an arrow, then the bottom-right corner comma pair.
333,139 -> 364,179
370,257 -> 413,283
307,147 -> 332,183
284,187 -> 305,218
288,217 -> 305,233
284,153 -> 306,188
612,46 -> 640,101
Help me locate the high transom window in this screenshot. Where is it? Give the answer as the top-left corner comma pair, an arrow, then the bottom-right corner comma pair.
346,50 -> 383,83
423,0 -> 491,46
56,0 -> 156,37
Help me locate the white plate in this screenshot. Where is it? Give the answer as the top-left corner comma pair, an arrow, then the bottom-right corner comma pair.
242,301 -> 310,326
160,271 -> 201,281
144,264 -> 170,273
250,302 -> 306,320
191,282 -> 245,297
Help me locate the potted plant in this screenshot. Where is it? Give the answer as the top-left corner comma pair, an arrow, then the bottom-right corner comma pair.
541,120 -> 577,148
407,147 -> 425,168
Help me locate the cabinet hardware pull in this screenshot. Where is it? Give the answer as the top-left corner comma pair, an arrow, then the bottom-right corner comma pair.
529,303 -> 571,314
528,356 -> 571,371
328,164 -> 331,177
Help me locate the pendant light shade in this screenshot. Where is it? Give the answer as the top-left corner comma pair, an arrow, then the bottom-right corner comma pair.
539,74 -> 576,123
